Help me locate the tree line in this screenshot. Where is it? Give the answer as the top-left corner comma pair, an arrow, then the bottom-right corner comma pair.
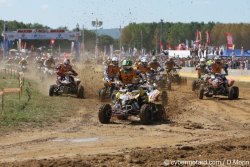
121,22 -> 250,52
1,20 -> 250,54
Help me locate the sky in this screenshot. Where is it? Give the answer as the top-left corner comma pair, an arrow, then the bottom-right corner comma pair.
0,0 -> 250,30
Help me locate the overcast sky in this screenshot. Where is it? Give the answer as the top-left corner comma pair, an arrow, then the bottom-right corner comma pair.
0,0 -> 250,30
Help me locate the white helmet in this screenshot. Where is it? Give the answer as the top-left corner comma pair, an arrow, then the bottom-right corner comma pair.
112,57 -> 118,62
214,56 -> 221,63
63,58 -> 70,65
152,56 -> 157,62
141,57 -> 147,63
111,57 -> 118,65
200,58 -> 205,62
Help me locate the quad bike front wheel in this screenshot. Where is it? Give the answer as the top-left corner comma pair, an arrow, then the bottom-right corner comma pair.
98,104 -> 112,124
140,104 -> 152,125
161,91 -> 168,106
192,80 -> 197,91
49,84 -> 57,96
198,86 -> 204,99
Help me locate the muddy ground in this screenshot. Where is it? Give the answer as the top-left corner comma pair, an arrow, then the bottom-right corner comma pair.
0,64 -> 249,166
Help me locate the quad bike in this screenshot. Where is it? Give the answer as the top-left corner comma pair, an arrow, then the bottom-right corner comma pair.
98,83 -> 166,125
166,67 -> 187,90
98,80 -> 120,102
20,65 -> 28,72
198,73 -> 239,100
41,66 -> 56,81
49,72 -> 85,98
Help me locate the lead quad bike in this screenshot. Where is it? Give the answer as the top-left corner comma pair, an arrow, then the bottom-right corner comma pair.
198,73 -> 239,100
49,72 -> 85,98
166,67 -> 187,90
98,84 -> 166,125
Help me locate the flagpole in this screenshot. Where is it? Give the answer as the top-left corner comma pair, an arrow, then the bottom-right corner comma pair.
3,22 -> 6,58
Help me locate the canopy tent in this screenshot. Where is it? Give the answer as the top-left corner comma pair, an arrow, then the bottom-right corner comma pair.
222,49 -> 250,57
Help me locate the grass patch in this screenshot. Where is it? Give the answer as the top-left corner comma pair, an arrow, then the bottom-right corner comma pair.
0,73 -> 81,132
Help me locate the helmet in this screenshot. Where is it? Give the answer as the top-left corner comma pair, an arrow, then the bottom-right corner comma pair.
152,56 -> 157,62
200,58 -> 205,62
214,56 -> 221,63
122,59 -> 133,70
111,57 -> 118,65
63,58 -> 70,65
140,57 -> 148,66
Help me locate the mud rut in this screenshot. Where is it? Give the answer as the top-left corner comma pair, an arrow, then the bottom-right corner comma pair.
0,64 -> 250,166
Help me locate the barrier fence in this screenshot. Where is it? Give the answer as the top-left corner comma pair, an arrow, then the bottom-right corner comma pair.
0,68 -> 24,115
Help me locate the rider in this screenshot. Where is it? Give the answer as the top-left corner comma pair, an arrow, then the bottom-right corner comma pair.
118,59 -> 140,85
103,57 -> 120,95
19,57 -> 28,68
55,58 -> 78,84
165,57 -> 181,73
135,57 -> 151,74
44,54 -> 56,70
211,56 -> 223,74
195,58 -> 208,78
149,56 -> 163,72
104,57 -> 120,82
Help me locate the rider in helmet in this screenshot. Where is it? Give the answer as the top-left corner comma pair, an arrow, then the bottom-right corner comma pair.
195,58 -> 208,78
19,57 -> 28,67
104,57 -> 120,82
149,56 -> 163,72
44,54 -> 56,69
118,59 -> 139,85
103,57 -> 120,95
55,58 -> 78,84
211,56 -> 223,74
135,57 -> 151,74
165,57 -> 181,73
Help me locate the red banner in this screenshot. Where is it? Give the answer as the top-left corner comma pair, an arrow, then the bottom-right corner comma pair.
195,30 -> 202,47
160,41 -> 163,51
205,31 -> 210,45
226,32 -> 233,50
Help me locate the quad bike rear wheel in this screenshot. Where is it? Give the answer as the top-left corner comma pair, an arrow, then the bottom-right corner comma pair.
77,85 -> 85,99
98,104 -> 112,124
140,104 -> 152,125
232,86 -> 239,99
154,104 -> 165,122
228,87 -> 235,100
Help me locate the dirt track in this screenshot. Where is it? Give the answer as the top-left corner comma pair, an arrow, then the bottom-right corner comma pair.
0,66 -> 250,166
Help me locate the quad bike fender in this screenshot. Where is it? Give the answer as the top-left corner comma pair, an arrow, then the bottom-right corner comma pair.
228,79 -> 235,87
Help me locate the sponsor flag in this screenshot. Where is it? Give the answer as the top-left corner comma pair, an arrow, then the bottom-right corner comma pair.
205,31 -> 210,45
226,32 -> 233,50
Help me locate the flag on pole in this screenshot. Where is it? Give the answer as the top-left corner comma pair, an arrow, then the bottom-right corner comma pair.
195,29 -> 202,47
226,32 -> 233,50
160,41 -> 163,51
205,31 -> 211,45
